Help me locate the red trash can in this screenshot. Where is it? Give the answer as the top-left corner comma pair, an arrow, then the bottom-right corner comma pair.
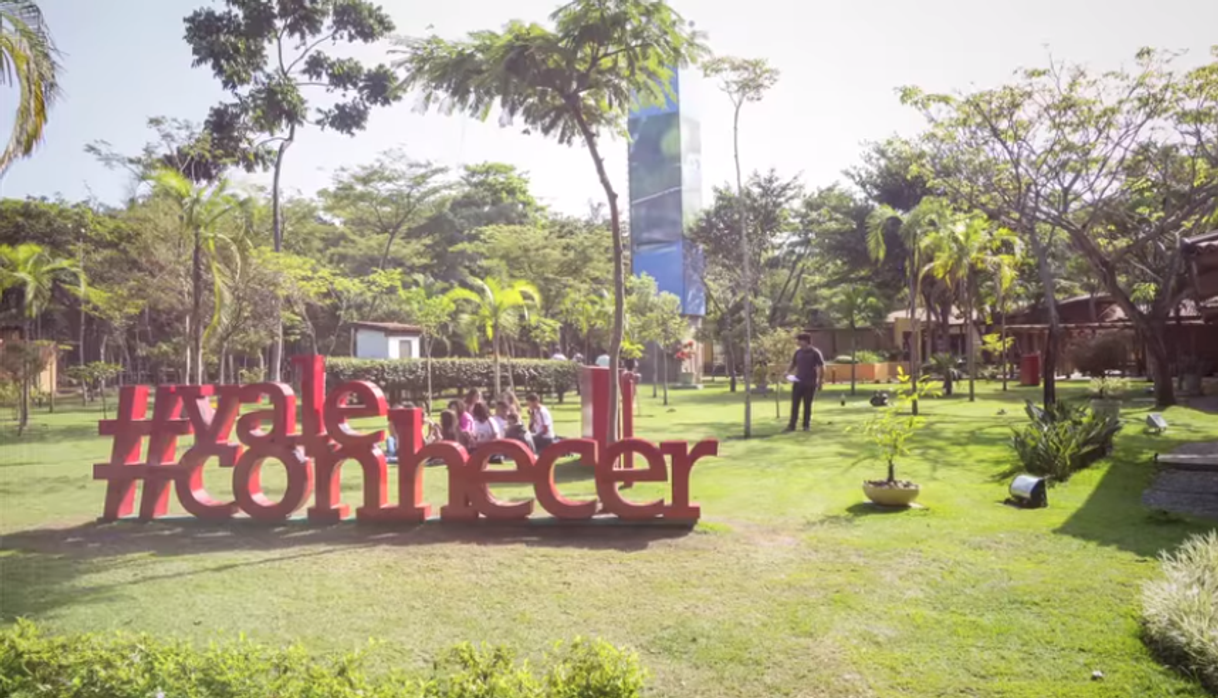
1020,353 -> 1041,387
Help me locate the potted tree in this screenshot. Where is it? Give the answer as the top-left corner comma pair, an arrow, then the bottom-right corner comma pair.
858,367 -> 940,507
1088,376 -> 1128,419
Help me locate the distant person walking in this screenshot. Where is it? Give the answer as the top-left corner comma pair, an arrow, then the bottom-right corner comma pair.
785,333 -> 825,432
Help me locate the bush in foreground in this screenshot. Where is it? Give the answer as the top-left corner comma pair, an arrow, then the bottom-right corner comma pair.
0,620 -> 646,698
1142,531 -> 1218,692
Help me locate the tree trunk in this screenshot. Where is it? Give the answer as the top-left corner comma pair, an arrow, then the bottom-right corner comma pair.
492,328 -> 502,397
191,224 -> 204,385
184,314 -> 192,387
426,335 -> 434,414
999,283 -> 1009,392
571,106 -> 623,444
966,272 -> 976,402
1144,317 -> 1176,408
652,343 -> 659,398
733,102 -> 754,439
1027,224 -> 1058,406
850,325 -> 858,396
662,349 -> 669,406
908,245 -> 922,416
269,126 -> 296,384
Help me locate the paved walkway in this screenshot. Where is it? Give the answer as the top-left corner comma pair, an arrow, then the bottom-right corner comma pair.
1143,440 -> 1218,519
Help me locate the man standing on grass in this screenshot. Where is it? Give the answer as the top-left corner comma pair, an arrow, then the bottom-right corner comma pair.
785,333 -> 825,432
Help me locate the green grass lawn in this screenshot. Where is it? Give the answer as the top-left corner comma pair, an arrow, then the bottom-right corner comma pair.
2,380 -> 1217,697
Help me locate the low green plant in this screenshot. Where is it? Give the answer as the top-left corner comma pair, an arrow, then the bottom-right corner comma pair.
1089,376 -> 1130,400
1009,401 -> 1122,482
832,350 -> 886,365
1142,531 -> 1218,692
1072,333 -> 1130,377
0,621 -> 647,698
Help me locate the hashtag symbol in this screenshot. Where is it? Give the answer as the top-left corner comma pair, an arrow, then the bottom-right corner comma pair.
93,385 -> 191,521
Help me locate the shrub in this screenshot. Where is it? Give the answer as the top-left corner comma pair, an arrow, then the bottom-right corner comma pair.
327,358 -> 580,403
1088,376 -> 1130,399
831,350 -> 886,365
1071,333 -> 1129,377
0,620 -> 647,698
1142,531 -> 1218,692
1009,400 -> 1122,482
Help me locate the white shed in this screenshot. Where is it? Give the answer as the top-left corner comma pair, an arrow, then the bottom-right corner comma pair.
352,321 -> 424,360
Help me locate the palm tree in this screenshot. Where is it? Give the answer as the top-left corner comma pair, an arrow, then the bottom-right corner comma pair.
150,168 -> 242,385
0,242 -> 83,428
0,1 -> 60,173
446,277 -> 540,397
395,0 -> 707,443
0,242 -> 83,338
867,197 -> 948,415
826,284 -> 888,395
924,215 -> 989,402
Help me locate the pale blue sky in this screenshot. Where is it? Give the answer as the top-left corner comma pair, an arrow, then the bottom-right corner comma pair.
4,0 -> 1218,213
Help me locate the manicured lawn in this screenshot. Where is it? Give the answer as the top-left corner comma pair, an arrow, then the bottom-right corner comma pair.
1,380 -> 1216,697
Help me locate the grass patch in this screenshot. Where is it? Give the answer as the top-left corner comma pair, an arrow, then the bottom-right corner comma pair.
1,381 -> 1216,697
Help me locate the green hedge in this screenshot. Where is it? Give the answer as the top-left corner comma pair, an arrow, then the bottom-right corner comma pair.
327,358 -> 580,403
0,620 -> 646,698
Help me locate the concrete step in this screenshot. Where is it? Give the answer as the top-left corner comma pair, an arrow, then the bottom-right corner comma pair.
1155,453 -> 1218,470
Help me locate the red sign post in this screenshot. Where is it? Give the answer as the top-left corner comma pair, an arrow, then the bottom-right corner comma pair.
94,356 -> 716,524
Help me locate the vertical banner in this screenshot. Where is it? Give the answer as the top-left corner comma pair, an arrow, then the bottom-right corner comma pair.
628,70 -> 705,317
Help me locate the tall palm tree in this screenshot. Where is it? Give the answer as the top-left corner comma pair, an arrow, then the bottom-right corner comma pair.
446,277 -> 540,396
0,1 -> 60,173
867,197 -> 948,415
150,168 -> 241,384
0,241 -> 83,429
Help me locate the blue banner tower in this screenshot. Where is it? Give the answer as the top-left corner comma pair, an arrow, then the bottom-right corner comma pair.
627,69 -> 705,319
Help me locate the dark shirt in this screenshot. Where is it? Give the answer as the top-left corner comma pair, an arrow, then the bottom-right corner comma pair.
790,347 -> 825,384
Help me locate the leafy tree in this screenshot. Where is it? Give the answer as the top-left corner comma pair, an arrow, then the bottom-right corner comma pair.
0,0 -> 60,173
688,170 -> 802,391
924,213 -> 995,401
561,289 -> 612,361
184,0 -> 402,380
0,338 -> 52,433
704,55 -> 780,439
149,169 -> 243,384
824,284 -> 889,395
399,285 -> 454,411
867,197 -> 952,415
319,148 -> 454,271
446,278 -> 540,396
0,242 -> 84,339
902,50 -> 1218,407
627,274 -> 683,404
396,0 -> 708,442
86,116 -> 271,197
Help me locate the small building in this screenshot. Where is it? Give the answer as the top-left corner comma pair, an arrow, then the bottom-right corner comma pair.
351,322 -> 424,360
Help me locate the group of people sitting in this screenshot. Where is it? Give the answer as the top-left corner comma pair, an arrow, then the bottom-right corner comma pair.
385,388 -> 558,464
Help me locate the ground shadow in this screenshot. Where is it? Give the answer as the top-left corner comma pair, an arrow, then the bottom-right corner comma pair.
1054,419 -> 1217,559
